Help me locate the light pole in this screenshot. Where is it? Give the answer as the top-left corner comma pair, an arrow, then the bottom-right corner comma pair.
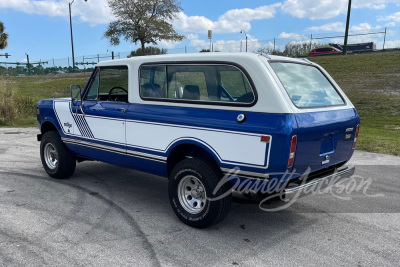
240,29 -> 248,52
69,0 -> 87,71
343,0 -> 352,55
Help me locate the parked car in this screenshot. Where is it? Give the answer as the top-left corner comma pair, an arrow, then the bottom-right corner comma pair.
310,46 -> 344,56
36,53 -> 360,228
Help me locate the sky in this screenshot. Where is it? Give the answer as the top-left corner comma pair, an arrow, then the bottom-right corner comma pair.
0,0 -> 400,64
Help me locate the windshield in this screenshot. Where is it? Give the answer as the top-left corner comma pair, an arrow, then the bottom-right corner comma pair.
270,62 -> 345,108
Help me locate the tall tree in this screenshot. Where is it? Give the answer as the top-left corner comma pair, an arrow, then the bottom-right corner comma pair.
0,21 -> 9,50
104,0 -> 184,55
127,46 -> 167,57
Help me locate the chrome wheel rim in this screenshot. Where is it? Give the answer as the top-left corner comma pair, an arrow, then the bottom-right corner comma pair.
44,143 -> 58,170
177,175 -> 207,214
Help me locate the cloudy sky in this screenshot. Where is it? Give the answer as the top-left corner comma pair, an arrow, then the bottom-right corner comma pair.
0,0 -> 399,63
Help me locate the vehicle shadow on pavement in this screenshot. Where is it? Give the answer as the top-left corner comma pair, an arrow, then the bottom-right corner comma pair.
68,161 -> 315,235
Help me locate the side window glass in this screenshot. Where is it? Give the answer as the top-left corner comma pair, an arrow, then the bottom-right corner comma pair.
220,68 -> 254,103
84,66 -> 128,102
140,66 -> 167,98
174,71 -> 207,101
140,64 -> 255,104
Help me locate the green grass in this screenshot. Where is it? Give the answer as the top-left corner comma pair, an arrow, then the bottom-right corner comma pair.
308,51 -> 400,90
0,73 -> 89,126
1,51 -> 400,155
309,51 -> 400,155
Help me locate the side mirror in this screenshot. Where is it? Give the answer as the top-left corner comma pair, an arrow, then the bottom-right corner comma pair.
70,85 -> 82,106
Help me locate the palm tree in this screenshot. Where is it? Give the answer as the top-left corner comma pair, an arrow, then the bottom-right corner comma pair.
0,21 -> 9,50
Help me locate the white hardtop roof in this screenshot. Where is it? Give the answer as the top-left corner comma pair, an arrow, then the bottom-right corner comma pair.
95,52 -> 312,67
95,52 -> 353,114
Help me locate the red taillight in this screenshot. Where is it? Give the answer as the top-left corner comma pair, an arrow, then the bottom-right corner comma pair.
261,135 -> 270,143
288,135 -> 297,168
352,124 -> 360,149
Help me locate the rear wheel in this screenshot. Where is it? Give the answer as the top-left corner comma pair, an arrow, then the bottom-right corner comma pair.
40,131 -> 76,179
168,158 -> 231,228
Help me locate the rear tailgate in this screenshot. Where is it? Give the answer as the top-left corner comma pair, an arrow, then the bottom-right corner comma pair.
268,60 -> 360,175
293,109 -> 357,174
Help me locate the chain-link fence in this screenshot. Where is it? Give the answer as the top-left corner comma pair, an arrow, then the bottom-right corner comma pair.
1,27 -> 400,76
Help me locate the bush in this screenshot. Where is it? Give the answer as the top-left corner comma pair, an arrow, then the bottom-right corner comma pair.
0,78 -> 16,125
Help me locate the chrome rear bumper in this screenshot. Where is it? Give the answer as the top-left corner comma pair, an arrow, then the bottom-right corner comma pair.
284,165 -> 356,201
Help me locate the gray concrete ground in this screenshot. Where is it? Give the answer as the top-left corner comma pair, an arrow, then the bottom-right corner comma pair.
0,128 -> 399,266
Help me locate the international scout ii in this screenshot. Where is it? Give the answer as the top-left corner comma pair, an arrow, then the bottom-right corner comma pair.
36,53 -> 360,228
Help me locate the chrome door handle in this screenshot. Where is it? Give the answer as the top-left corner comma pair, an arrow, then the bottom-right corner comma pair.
117,108 -> 126,113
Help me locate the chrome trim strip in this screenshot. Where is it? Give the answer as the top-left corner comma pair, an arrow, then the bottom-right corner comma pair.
126,150 -> 167,162
63,138 -> 126,154
220,167 -> 269,180
284,165 -> 356,201
62,138 -> 167,162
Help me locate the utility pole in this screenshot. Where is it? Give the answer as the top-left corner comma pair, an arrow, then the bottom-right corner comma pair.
343,0 -> 352,55
69,0 -> 75,71
273,38 -> 276,53
69,0 -> 88,71
26,53 -> 31,75
208,30 -> 212,52
240,30 -> 248,52
383,27 -> 387,50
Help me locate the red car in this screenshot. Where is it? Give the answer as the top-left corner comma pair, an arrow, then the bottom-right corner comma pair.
310,46 -> 344,56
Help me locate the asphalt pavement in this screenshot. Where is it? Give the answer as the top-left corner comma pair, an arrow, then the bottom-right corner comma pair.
0,128 -> 399,266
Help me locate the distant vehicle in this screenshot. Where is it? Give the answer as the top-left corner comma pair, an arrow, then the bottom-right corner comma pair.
310,46 -> 345,56
329,42 -> 376,52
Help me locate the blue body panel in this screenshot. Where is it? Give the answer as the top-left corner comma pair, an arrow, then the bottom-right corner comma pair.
37,97 -> 360,187
293,108 -> 358,175
125,103 -> 297,175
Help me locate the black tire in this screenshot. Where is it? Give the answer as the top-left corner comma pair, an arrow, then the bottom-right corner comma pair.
168,158 -> 232,228
40,131 -> 76,179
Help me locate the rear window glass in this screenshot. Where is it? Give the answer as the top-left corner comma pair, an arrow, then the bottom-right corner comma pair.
270,62 -> 345,108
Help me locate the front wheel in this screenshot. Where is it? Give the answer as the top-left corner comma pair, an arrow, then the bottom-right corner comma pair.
168,158 -> 232,228
40,131 -> 76,179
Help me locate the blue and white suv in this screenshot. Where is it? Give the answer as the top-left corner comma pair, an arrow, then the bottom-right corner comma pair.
36,53 -> 360,228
